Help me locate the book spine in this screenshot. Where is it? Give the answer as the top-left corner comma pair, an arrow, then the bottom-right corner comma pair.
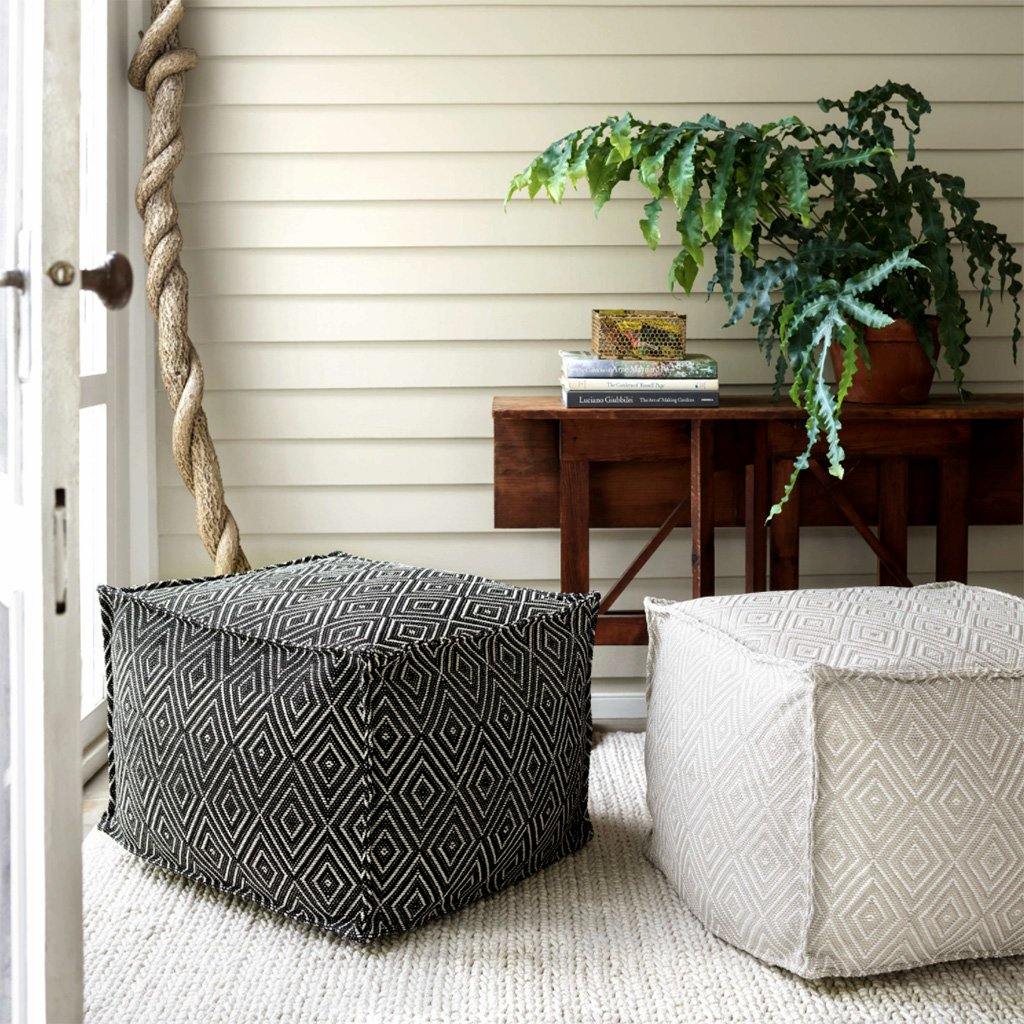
560,354 -> 718,379
562,389 -> 721,409
560,377 -> 719,392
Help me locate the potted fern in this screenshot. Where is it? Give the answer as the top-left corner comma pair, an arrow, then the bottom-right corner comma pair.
507,83 -> 1022,510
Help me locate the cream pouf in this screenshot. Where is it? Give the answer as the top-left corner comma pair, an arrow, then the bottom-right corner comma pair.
644,582 -> 1024,979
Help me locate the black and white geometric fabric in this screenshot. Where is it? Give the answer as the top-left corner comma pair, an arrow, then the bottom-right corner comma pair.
98,552 -> 599,941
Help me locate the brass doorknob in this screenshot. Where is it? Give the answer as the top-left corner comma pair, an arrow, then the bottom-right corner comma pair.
81,252 -> 133,310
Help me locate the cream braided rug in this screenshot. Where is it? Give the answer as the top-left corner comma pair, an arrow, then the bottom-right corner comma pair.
83,732 -> 1021,1023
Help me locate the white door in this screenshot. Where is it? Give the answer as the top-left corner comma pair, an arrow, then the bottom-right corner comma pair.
0,0 -> 135,1018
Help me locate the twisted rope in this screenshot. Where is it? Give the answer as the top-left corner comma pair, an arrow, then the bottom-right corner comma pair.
128,0 -> 249,575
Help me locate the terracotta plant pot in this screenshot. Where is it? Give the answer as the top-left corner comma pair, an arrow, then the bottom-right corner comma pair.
830,316 -> 939,404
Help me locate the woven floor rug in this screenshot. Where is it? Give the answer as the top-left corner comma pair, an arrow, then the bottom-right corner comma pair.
83,731 -> 1022,1023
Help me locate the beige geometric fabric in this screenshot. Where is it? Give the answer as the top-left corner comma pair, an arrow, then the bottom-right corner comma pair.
644,582 -> 1024,978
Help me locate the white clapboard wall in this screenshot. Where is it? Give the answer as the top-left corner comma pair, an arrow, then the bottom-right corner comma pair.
164,0 -> 1024,721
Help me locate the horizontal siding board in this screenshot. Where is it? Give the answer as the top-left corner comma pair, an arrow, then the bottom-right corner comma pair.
182,103 -> 1024,155
185,55 -> 1023,105
158,387 -> 544,439
184,102 -> 1024,154
186,338 -> 1021,391
183,7 -> 1021,57
156,438 -> 494,486
179,198 -> 1023,250
175,152 -> 1024,202
158,527 -> 1024,583
179,244 -> 1024,297
187,292 -> 1022,343
159,484 -> 497,533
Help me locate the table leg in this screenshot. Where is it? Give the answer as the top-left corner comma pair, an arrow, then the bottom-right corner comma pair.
878,458 -> 909,586
690,421 -> 715,598
744,424 -> 769,592
559,456 -> 590,593
936,455 -> 969,583
769,460 -> 799,590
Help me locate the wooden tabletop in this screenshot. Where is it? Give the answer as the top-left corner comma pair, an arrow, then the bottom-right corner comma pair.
493,393 -> 1024,421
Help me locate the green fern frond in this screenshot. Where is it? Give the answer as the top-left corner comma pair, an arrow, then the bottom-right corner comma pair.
506,84 -> 1023,512
640,198 -> 662,250
702,132 -> 738,239
667,133 -> 701,213
779,147 -> 811,226
844,248 -> 926,296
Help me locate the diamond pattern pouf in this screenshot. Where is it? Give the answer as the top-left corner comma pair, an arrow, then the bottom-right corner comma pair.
98,552 -> 598,941
644,582 -> 1024,978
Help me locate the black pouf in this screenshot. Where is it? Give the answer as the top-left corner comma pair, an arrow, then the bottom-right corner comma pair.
97,552 -> 599,940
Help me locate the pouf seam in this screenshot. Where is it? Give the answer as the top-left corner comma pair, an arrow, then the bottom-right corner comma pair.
97,548 -> 366,599
643,596 -> 1023,682
97,584 -> 378,661
915,579 -> 1024,607
98,588 -> 123,825
796,666 -> 822,979
812,666 -> 1023,688
644,597 -> 804,672
101,548 -> 592,613
99,572 -> 599,661
357,654 -> 378,940
798,940 -> 1024,980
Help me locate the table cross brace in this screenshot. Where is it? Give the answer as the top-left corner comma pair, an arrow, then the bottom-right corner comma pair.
598,496 -> 688,614
807,457 -> 914,588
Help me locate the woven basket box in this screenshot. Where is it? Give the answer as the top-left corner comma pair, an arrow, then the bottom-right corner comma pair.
591,310 -> 687,360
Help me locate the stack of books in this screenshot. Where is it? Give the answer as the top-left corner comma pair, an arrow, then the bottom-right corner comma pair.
559,351 -> 720,408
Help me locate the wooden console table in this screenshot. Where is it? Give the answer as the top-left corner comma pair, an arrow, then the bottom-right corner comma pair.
493,393 -> 1023,645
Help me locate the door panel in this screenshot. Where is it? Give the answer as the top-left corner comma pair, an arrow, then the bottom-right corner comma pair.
1,0 -> 18,1016
2,0 -> 84,1020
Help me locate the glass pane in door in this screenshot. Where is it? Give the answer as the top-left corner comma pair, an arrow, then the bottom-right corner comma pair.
0,0 -> 9,476
1,599 -> 11,1023
79,403 -> 106,713
78,0 -> 106,376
